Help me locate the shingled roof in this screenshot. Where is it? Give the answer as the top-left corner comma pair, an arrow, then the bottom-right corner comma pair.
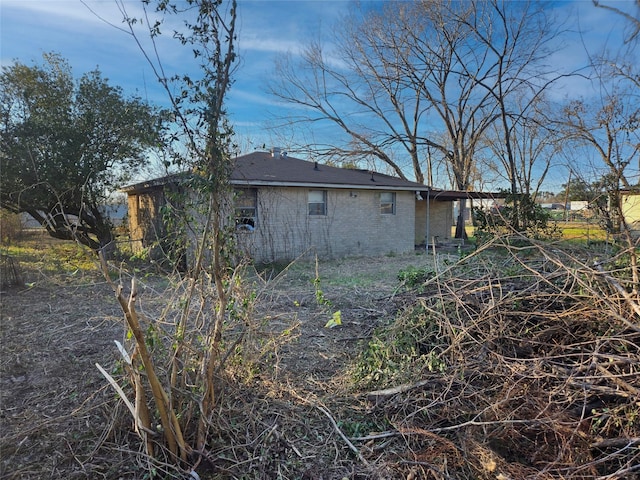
231,150 -> 426,191
122,149 -> 501,200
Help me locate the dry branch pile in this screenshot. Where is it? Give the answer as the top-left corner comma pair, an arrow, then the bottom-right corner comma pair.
353,238 -> 639,479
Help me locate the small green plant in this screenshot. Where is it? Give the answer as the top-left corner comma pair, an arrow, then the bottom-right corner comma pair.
337,418 -> 387,438
313,255 -> 343,328
397,265 -> 434,290
313,255 -> 332,308
353,304 -> 447,386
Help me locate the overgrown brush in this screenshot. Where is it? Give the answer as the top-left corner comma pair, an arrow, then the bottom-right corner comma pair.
94,1 -> 244,476
351,234 -> 640,479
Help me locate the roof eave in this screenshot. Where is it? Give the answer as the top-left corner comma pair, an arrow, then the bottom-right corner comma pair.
230,179 -> 425,191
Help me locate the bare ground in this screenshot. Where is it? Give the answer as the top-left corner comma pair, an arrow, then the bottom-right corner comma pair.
1,238 -> 443,479
1,275 -> 125,479
3,237 -> 638,480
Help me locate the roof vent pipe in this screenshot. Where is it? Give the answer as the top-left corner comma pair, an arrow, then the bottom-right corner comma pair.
271,146 -> 281,158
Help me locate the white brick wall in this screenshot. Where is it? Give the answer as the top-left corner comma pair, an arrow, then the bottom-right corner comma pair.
415,199 -> 453,245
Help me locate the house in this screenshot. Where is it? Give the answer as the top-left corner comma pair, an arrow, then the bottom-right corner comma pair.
568,201 -> 589,211
122,148 -> 498,263
540,203 -> 566,210
620,189 -> 640,238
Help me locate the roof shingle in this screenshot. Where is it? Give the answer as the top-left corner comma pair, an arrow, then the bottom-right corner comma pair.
231,151 -> 426,190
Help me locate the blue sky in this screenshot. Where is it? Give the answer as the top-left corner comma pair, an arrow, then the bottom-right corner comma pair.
1,0 -> 351,151
1,0 -> 637,191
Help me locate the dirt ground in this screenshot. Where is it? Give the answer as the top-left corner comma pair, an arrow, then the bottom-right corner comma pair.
3,237 -> 639,479
1,239 -> 445,479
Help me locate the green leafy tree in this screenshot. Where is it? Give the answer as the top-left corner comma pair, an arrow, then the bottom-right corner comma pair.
0,53 -> 162,250
474,190 -> 558,243
562,177 -> 595,202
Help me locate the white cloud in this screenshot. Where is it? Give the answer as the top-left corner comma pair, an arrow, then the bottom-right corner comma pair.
2,0 -> 139,31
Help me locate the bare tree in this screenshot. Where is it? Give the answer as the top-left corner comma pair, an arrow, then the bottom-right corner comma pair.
269,0 -> 564,238
482,94 -> 562,200
562,94 -> 639,191
560,22 -> 639,193
593,0 -> 640,44
459,1 -> 571,231
559,17 -> 639,290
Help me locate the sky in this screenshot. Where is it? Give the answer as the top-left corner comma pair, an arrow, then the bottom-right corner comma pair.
0,0 -> 351,152
1,0 -> 638,192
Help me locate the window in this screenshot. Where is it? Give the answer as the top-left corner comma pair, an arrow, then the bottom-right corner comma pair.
380,192 -> 396,214
235,188 -> 257,231
308,190 -> 327,216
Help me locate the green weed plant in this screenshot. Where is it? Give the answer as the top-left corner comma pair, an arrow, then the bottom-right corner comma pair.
353,303 -> 447,387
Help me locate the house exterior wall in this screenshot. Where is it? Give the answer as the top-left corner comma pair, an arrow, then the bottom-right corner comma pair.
621,192 -> 640,238
414,199 -> 453,246
127,193 -> 144,252
127,189 -> 167,253
236,187 -> 416,263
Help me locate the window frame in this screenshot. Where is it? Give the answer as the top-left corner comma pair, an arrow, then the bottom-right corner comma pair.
308,190 -> 327,216
234,188 -> 257,232
380,191 -> 396,215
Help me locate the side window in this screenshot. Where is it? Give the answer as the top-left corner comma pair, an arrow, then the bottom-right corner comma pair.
308,190 -> 327,216
380,192 -> 396,215
235,188 -> 257,231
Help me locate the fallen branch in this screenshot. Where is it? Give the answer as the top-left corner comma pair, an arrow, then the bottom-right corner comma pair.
590,437 -> 640,449
315,404 -> 370,468
594,262 -> 640,326
366,379 -> 433,398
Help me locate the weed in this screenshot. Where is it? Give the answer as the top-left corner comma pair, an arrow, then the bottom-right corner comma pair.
397,265 -> 434,290
337,418 -> 387,438
353,304 -> 447,386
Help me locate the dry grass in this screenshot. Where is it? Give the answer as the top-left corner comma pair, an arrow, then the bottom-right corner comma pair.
1,234 -> 638,479
349,235 -> 639,479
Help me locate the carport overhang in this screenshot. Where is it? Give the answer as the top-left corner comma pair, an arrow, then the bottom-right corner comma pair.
418,189 -> 505,247
420,189 -> 505,201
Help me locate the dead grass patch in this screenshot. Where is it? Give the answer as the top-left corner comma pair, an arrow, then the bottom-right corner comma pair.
1,235 -> 638,479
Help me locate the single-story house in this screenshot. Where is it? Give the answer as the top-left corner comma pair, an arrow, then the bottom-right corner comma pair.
122,148 -> 498,263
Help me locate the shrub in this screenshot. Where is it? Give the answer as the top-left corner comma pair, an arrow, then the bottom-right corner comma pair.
0,209 -> 22,243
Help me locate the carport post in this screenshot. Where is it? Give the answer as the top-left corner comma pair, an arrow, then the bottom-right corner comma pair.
425,187 -> 430,251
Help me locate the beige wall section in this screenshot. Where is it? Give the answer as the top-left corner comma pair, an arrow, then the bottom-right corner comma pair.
236,187 -> 416,263
127,189 -> 167,253
621,193 -> 640,237
127,194 -> 143,251
414,199 -> 453,246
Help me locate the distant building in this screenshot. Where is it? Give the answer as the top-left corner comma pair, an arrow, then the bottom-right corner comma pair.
540,203 -> 565,210
620,190 -> 640,238
19,203 -> 127,231
568,201 -> 589,211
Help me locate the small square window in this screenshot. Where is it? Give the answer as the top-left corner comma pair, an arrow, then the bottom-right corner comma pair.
309,190 -> 327,216
380,192 -> 396,215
